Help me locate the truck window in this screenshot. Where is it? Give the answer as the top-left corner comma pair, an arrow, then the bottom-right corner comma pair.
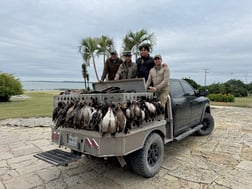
181,80 -> 195,96
170,80 -> 184,97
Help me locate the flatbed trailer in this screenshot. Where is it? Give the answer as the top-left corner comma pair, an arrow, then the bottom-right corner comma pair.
35,78 -> 214,177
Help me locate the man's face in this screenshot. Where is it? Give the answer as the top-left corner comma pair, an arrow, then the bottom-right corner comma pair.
111,53 -> 117,60
154,57 -> 162,66
125,55 -> 131,62
140,48 -> 149,57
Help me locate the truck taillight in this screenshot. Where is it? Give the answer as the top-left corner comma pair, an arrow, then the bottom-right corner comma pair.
84,137 -> 99,149
52,132 -> 59,141
85,138 -> 92,148
91,138 -> 99,149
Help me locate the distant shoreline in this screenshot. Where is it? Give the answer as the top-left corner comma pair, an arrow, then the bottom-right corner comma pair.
21,81 -> 91,91
22,80 -> 85,83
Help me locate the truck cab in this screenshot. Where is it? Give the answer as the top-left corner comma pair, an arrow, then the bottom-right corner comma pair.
170,79 -> 212,137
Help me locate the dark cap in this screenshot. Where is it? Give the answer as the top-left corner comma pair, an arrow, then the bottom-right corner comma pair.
123,51 -> 132,56
110,50 -> 117,55
154,55 -> 162,60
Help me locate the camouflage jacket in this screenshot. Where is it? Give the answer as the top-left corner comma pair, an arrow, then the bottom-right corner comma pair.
114,61 -> 137,80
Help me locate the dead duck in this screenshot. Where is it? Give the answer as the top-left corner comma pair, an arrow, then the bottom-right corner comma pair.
52,101 -> 65,122
54,101 -> 74,129
144,101 -> 156,121
79,101 -> 92,129
115,103 -> 126,133
89,106 -> 103,131
130,100 -> 143,127
73,100 -> 85,129
100,106 -> 116,137
65,101 -> 78,127
125,101 -> 133,134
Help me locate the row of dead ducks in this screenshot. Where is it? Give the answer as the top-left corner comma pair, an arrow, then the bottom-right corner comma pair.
52,96 -> 164,136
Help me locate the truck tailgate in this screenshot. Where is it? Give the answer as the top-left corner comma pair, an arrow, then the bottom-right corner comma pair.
55,120 -> 166,157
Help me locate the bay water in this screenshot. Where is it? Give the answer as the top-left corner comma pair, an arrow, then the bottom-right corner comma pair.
22,81 -> 92,91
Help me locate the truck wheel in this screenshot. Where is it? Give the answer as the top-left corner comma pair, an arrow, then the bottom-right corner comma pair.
126,133 -> 164,178
196,112 -> 214,136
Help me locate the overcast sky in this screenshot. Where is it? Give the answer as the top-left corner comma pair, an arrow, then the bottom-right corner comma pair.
1,0 -> 252,85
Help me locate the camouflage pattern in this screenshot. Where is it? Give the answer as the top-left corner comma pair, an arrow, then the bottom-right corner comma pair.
114,61 -> 137,80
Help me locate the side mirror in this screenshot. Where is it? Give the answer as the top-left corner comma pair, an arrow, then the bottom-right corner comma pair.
198,89 -> 209,97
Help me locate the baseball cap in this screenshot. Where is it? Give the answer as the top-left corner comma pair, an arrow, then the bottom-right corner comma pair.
123,51 -> 132,56
110,50 -> 117,55
154,55 -> 162,59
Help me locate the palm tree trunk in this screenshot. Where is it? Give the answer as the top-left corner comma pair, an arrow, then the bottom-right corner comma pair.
103,54 -> 106,66
83,78 -> 87,89
92,55 -> 99,81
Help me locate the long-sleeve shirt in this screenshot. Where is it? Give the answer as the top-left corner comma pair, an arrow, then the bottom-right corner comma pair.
101,58 -> 123,81
114,61 -> 137,80
136,55 -> 154,81
145,64 -> 170,92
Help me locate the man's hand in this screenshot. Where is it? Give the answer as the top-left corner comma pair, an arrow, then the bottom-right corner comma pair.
149,86 -> 157,92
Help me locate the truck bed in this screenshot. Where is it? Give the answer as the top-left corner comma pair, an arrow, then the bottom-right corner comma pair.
52,120 -> 167,157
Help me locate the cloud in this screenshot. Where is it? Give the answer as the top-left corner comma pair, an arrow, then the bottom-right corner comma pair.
0,0 -> 252,85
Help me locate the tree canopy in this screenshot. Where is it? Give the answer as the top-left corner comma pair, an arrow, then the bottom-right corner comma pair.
0,73 -> 23,102
79,36 -> 114,82
122,29 -> 156,61
79,29 -> 155,82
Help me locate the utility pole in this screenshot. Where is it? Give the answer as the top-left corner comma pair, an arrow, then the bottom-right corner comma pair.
230,72 -> 233,79
204,69 -> 208,86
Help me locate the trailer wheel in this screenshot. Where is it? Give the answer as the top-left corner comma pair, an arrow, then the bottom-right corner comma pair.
196,112 -> 214,136
126,133 -> 164,178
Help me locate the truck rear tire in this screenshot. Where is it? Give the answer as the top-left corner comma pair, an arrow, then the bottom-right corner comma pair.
196,112 -> 214,136
126,133 -> 164,178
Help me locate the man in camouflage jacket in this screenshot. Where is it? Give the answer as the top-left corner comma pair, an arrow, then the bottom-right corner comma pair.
114,51 -> 137,80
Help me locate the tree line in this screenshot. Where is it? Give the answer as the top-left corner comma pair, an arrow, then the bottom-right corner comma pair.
184,77 -> 252,99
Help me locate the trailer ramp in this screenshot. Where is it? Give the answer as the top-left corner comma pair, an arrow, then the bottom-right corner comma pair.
34,149 -> 81,166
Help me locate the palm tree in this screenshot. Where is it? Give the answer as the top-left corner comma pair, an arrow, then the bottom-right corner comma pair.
81,63 -> 88,89
86,73 -> 90,91
79,37 -> 100,81
97,35 -> 114,65
122,29 -> 156,61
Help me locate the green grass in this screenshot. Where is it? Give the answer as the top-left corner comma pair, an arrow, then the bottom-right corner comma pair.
0,92 -> 252,120
210,95 -> 252,108
0,91 -> 59,120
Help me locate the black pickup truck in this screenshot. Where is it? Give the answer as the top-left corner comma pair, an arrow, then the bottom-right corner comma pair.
35,78 -> 214,178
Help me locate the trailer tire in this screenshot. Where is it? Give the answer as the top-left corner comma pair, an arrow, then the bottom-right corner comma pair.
196,112 -> 214,136
126,133 -> 164,178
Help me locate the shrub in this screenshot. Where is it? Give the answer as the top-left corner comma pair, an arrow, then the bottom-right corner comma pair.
0,73 -> 23,102
208,93 -> 235,102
